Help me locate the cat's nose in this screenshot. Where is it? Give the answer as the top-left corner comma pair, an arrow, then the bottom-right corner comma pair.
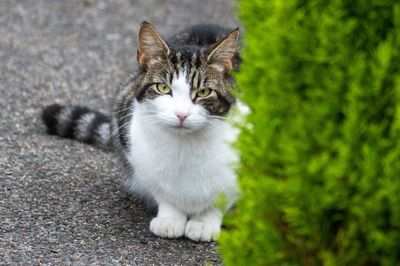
176,113 -> 188,124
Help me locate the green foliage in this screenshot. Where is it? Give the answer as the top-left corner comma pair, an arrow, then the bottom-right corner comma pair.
220,0 -> 400,265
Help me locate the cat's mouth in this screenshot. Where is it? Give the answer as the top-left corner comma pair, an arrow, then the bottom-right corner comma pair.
171,124 -> 192,130
168,121 -> 201,132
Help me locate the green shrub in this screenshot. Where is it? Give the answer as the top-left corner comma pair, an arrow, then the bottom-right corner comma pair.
220,1 -> 400,265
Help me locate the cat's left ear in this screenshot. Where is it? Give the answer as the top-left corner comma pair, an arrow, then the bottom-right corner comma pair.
205,28 -> 239,72
137,21 -> 170,69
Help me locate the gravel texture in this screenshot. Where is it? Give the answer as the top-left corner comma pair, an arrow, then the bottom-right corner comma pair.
0,0 -> 237,264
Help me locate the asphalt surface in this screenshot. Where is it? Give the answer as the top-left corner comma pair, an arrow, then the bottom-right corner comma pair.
0,0 -> 237,264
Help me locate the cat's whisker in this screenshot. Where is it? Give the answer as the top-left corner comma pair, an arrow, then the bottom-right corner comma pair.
117,112 -> 133,122
207,115 -> 227,121
115,121 -> 131,137
112,106 -> 134,115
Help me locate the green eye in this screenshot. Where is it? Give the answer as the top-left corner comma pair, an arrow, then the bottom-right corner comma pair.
156,84 -> 171,94
196,88 -> 211,98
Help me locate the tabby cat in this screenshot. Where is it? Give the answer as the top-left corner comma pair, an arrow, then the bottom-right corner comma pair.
42,21 -> 240,242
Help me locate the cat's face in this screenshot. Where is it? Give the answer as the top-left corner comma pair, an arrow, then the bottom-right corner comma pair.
133,22 -> 239,133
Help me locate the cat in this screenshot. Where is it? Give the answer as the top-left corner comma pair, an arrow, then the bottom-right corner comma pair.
42,21 -> 240,242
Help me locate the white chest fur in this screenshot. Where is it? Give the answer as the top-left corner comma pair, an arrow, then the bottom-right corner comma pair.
126,104 -> 238,215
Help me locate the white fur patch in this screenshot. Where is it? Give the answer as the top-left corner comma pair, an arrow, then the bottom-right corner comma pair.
149,202 -> 187,239
96,122 -> 111,146
185,208 -> 222,242
56,107 -> 73,136
75,112 -> 96,140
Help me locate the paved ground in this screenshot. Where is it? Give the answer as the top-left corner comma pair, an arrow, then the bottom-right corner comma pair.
0,0 -> 237,264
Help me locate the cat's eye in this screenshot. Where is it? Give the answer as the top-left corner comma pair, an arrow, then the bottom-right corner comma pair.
196,88 -> 211,98
156,84 -> 171,94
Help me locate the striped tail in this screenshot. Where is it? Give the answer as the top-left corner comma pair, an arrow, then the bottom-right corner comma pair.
42,104 -> 112,149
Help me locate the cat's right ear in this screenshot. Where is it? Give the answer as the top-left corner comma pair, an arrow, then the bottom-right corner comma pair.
205,28 -> 239,72
137,21 -> 170,69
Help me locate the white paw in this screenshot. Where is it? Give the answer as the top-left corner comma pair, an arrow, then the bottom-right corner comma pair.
185,220 -> 221,242
149,217 -> 186,239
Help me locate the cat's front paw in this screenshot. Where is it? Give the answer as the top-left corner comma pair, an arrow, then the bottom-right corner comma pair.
185,220 -> 221,242
150,217 -> 186,239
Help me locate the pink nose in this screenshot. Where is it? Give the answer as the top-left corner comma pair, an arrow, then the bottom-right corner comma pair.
176,113 -> 188,124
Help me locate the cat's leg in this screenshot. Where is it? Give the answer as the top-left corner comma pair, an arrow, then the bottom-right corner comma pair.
185,207 -> 222,242
150,202 -> 187,239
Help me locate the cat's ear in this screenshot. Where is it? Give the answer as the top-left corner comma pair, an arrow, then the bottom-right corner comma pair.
205,28 -> 239,72
137,21 -> 170,68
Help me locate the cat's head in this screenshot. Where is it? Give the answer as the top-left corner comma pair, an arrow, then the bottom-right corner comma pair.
133,21 -> 239,133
